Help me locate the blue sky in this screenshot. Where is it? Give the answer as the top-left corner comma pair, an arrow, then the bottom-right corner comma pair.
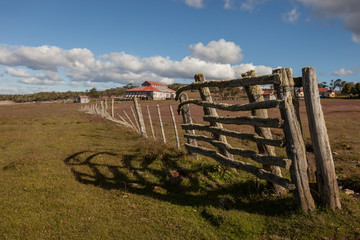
0,0 -> 359,94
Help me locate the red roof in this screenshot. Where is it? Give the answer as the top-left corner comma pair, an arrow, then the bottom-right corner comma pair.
318,88 -> 329,92
142,81 -> 167,86
126,86 -> 161,92
79,96 -> 88,98
262,90 -> 274,95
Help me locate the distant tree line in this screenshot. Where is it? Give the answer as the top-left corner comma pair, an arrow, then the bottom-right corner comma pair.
318,78 -> 360,98
341,82 -> 360,98
0,83 -> 138,103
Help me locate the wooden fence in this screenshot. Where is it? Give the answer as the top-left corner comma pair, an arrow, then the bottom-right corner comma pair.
79,97 -> 181,149
175,67 -> 340,212
79,67 -> 340,212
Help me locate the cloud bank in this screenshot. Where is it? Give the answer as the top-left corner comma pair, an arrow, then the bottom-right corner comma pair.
0,39 -> 273,92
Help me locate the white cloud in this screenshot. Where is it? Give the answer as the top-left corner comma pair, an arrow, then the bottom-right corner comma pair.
224,0 -> 231,9
232,63 -> 272,77
101,51 -> 236,81
332,68 -> 355,76
19,71 -> 65,85
283,8 -> 300,23
352,34 -> 360,43
241,0 -> 266,11
297,0 -> 360,43
5,67 -> 31,77
189,39 -> 243,64
185,0 -> 204,8
0,45 -> 102,71
0,72 -> 3,77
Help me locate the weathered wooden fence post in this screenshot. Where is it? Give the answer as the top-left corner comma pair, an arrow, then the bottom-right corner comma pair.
105,99 -> 108,114
111,98 -> 115,118
157,104 -> 166,143
146,105 -> 156,139
273,68 -> 315,212
130,106 -> 140,131
242,70 -> 286,195
101,101 -> 105,115
179,92 -> 197,148
169,105 -> 180,149
123,110 -> 139,133
302,67 -> 341,210
195,74 -> 233,160
133,97 -> 147,138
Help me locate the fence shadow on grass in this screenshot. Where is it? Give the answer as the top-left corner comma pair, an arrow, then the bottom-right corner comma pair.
63,145 -> 296,217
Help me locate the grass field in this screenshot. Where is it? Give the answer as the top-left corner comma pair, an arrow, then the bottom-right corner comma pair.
0,100 -> 359,239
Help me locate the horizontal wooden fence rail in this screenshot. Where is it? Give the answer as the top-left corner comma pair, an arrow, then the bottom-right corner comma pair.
177,99 -> 286,113
203,115 -> 284,128
175,73 -> 281,100
181,123 -> 285,147
184,134 -> 291,169
184,143 -> 296,190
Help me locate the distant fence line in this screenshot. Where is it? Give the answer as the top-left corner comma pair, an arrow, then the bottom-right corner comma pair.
79,97 -> 181,149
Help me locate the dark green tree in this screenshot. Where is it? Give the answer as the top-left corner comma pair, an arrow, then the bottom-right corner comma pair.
353,83 -> 360,98
341,82 -> 353,98
318,81 -> 328,88
333,79 -> 342,91
88,87 -> 100,99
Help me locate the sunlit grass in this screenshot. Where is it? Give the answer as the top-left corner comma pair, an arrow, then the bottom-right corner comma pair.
0,102 -> 359,239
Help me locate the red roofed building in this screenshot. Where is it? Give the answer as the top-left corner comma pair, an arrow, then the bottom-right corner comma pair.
125,81 -> 176,100
296,89 -> 304,99
262,89 -> 276,100
296,88 -> 335,99
77,95 -> 89,103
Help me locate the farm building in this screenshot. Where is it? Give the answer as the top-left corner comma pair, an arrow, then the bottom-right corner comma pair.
125,81 -> 176,100
296,89 -> 304,99
77,96 -> 89,103
296,88 -> 335,98
318,88 -> 329,98
324,89 -> 336,98
262,89 -> 276,100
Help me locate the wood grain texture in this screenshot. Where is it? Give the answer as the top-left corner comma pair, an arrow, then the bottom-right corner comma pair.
133,97 -> 147,138
302,66 -> 341,209
195,74 -> 233,159
242,70 -> 286,195
273,68 -> 315,212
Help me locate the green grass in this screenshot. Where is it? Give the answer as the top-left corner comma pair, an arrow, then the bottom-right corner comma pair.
0,103 -> 359,239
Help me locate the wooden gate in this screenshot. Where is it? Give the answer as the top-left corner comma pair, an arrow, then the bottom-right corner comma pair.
175,67 -> 340,212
